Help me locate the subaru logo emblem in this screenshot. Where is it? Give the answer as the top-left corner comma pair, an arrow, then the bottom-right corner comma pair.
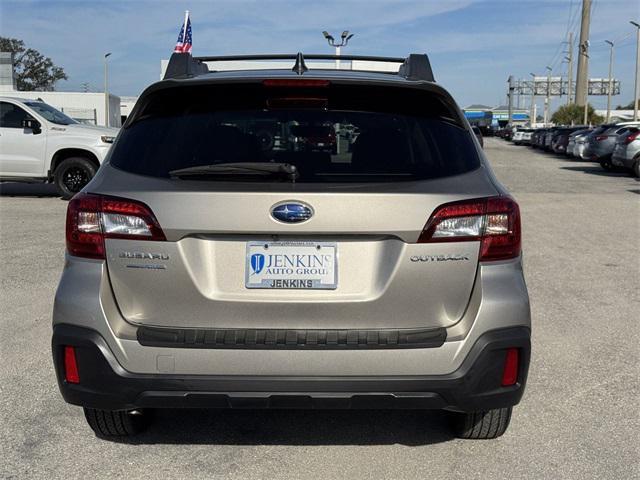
271,202 -> 313,223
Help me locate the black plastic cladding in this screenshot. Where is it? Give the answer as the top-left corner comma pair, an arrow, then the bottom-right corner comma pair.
163,52 -> 435,82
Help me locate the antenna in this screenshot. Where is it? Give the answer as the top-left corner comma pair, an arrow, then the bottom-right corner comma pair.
292,52 -> 308,75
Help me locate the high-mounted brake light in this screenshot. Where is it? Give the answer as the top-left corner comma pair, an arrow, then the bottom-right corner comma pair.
418,196 -> 521,261
263,79 -> 330,88
66,193 -> 166,259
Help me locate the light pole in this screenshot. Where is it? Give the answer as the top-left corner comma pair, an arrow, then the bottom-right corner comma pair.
564,56 -> 572,105
529,73 -> 537,126
605,40 -> 614,123
322,30 -> 353,70
631,21 -> 640,121
565,31 -> 574,105
104,52 -> 111,127
545,66 -> 552,125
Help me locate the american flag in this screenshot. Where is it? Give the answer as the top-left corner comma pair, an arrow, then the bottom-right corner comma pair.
174,15 -> 192,53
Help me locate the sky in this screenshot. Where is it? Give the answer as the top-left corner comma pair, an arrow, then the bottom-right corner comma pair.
0,0 -> 638,112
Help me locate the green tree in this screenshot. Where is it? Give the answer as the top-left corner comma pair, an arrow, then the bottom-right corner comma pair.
615,101 -> 635,110
0,37 -> 67,91
551,103 -> 603,126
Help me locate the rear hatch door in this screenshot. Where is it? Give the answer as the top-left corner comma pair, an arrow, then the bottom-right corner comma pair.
99,80 -> 498,331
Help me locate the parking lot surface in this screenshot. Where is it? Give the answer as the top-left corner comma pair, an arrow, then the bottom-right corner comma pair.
1,138 -> 638,479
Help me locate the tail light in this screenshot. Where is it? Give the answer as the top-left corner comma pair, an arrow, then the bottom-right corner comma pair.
66,193 -> 166,259
624,131 -> 639,144
595,135 -> 608,141
418,196 -> 521,261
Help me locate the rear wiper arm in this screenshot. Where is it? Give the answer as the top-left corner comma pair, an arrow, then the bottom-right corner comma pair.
169,162 -> 299,181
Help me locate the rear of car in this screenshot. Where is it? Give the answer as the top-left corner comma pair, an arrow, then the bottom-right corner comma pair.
568,129 -> 590,158
543,128 -> 557,151
612,127 -> 640,176
580,125 -> 611,160
588,124 -> 636,168
551,127 -> 583,155
519,129 -> 534,145
530,129 -> 545,148
52,53 -> 531,440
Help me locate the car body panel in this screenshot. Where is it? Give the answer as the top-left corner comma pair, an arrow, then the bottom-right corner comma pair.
52,58 -> 531,418
53,254 -> 530,376
611,128 -> 640,168
586,123 -> 640,160
93,162 -> 497,330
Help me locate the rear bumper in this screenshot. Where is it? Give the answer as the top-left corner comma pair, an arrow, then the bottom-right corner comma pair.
611,154 -> 625,167
52,324 -> 530,413
611,153 -> 634,168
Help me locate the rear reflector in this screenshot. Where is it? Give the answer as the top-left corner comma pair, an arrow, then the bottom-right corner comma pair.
501,348 -> 519,386
263,79 -> 330,88
64,346 -> 80,384
66,193 -> 166,260
418,196 -> 521,261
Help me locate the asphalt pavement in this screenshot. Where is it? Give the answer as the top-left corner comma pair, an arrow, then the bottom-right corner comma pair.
1,138 -> 638,479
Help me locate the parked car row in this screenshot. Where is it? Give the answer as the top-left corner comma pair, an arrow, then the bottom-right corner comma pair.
500,122 -> 640,177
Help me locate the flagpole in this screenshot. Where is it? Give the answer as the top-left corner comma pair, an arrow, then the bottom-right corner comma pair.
183,10 -> 189,52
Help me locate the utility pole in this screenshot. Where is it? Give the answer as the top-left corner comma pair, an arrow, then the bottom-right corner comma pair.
583,50 -> 590,125
529,73 -> 537,126
605,40 -> 614,123
544,66 -> 552,125
507,76 -> 514,128
575,0 -> 591,107
566,31 -> 574,105
632,21 -> 640,121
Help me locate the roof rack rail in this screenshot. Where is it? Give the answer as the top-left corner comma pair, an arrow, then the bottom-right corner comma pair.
163,52 -> 435,82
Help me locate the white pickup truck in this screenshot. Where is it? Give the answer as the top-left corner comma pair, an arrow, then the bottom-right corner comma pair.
0,97 -> 118,199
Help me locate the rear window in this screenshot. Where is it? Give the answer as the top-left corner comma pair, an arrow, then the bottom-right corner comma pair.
110,83 -> 479,183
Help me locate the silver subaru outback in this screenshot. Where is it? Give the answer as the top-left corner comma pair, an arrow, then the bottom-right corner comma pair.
52,52 -> 530,440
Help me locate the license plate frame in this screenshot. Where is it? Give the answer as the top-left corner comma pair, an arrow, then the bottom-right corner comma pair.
245,241 -> 337,290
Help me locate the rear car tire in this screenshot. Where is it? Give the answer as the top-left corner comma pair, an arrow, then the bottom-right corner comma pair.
83,407 -> 151,438
450,407 -> 512,439
599,158 -> 612,171
54,157 -> 97,200
633,158 -> 640,178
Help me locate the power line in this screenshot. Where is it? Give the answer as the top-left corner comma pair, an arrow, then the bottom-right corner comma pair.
546,0 -> 579,72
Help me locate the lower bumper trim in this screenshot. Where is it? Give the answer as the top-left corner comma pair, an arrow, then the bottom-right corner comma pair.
52,324 -> 530,413
137,325 -> 447,349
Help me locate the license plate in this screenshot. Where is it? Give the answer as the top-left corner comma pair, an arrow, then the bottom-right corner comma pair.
245,241 -> 337,289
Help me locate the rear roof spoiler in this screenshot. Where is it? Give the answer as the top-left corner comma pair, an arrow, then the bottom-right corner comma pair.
163,52 -> 435,82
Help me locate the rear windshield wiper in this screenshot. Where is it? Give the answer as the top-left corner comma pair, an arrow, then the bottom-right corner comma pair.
169,162 -> 299,181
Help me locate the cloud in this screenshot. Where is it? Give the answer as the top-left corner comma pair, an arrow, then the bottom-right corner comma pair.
0,0 -> 637,108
